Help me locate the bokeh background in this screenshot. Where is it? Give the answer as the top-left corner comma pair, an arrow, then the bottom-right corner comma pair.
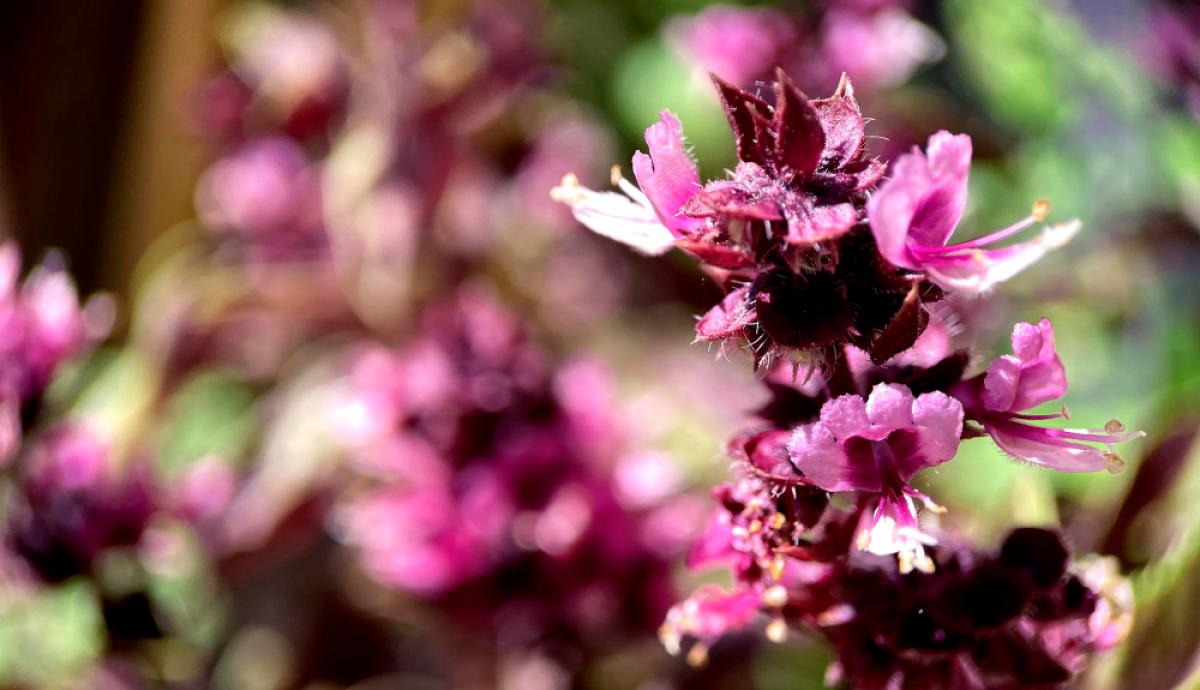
0,0 -> 1197,688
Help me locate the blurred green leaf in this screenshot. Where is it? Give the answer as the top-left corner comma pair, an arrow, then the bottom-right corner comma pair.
156,369 -> 258,476
944,0 -> 1152,134
0,579 -> 104,686
611,38 -> 735,176
754,638 -> 833,690
1107,440 -> 1200,689
146,522 -> 230,654
944,0 -> 1081,132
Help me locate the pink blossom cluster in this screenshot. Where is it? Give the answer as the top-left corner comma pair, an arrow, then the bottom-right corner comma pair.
0,245 -> 108,465
555,69 -> 1140,688
668,1 -> 943,93
334,290 -> 680,657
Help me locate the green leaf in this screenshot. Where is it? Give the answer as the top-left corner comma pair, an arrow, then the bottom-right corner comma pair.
0,579 -> 104,686
156,369 -> 258,476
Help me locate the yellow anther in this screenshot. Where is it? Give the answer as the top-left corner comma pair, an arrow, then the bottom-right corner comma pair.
769,556 -> 786,581
1032,199 -> 1052,222
610,164 -> 624,187
768,513 -> 787,530
549,173 -> 581,203
1105,453 -> 1126,475
748,519 -> 764,533
914,553 -> 935,574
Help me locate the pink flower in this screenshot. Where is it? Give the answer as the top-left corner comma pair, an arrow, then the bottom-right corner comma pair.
954,319 -> 1144,473
551,110 -> 700,255
788,383 -> 963,572
868,131 -> 1079,294
196,137 -> 324,244
7,425 -> 155,582
818,7 -> 942,92
666,5 -> 796,88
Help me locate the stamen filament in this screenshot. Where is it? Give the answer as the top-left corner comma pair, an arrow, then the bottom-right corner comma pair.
611,165 -> 652,206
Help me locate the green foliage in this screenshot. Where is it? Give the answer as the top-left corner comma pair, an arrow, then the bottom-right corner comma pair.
156,369 -> 258,477
611,38 -> 736,175
0,580 -> 104,686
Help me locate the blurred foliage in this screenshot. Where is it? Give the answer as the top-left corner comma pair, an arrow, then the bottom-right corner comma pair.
4,0 -> 1200,686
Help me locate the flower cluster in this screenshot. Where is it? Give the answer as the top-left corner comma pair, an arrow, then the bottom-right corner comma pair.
666,481 -> 1131,689
668,1 -> 943,93
4,425 -> 154,584
0,245 -> 107,465
555,69 -> 1140,687
334,290 -> 680,660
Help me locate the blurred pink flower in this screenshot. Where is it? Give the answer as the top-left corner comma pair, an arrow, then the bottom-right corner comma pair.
667,5 -> 796,95
0,245 -> 106,466
818,7 -> 942,92
334,291 -> 678,646
6,425 -> 155,583
196,137 -> 326,254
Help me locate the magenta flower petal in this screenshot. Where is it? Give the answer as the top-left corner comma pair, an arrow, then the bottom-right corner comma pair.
869,130 -> 1079,294
982,355 -> 1022,412
864,382 -> 916,430
868,131 -> 971,269
986,421 -> 1108,472
983,319 -> 1067,413
687,510 -> 737,569
632,110 -> 704,234
818,393 -> 873,441
789,421 -> 879,492
909,131 -> 972,247
660,584 -> 763,656
911,391 -> 965,463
